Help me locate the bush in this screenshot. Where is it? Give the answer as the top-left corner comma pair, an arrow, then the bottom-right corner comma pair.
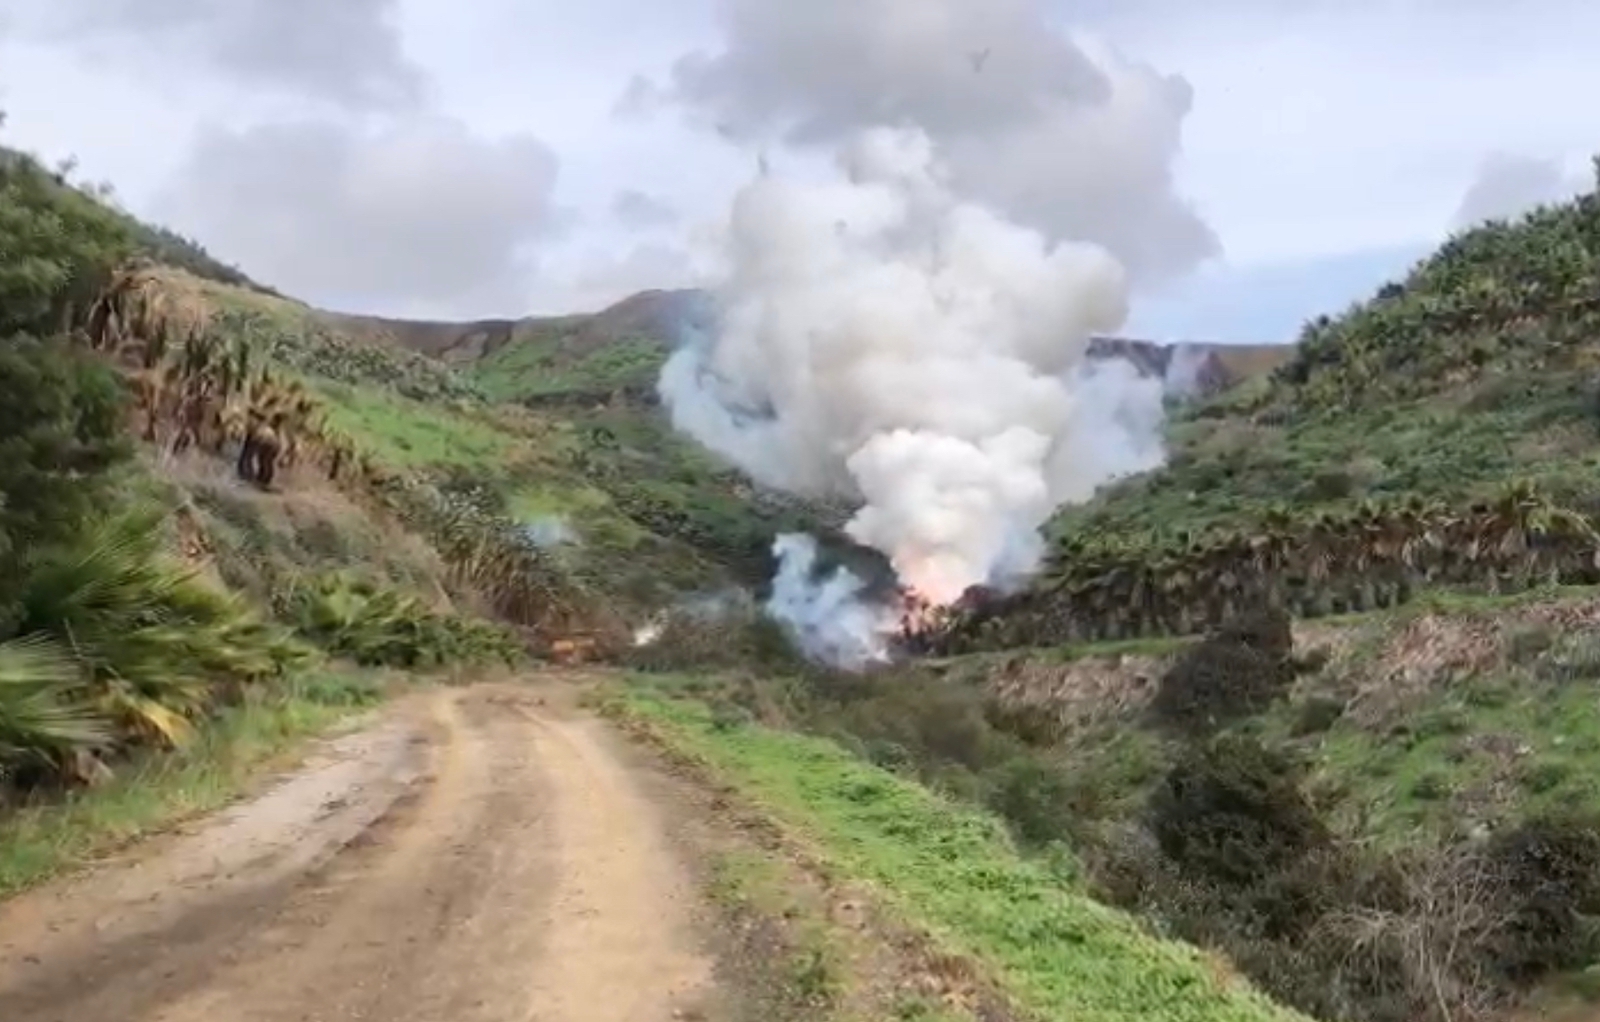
0,337 -> 131,621
0,144 -> 132,337
1,505 -> 310,784
13,508 -> 307,744
983,755 -> 1082,846
0,636 -> 108,776
1480,813 -> 1600,985
282,570 -> 522,669
1149,734 -> 1329,886
1088,786 -> 1600,1022
1149,608 -> 1296,734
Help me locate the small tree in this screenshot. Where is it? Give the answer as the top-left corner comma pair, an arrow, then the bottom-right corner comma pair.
0,116 -> 132,338
0,338 -> 131,625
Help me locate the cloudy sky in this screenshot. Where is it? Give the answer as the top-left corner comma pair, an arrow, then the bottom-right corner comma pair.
1,0 -> 1596,340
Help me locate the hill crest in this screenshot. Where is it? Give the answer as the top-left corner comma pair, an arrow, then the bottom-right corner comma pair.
314,287 -> 1294,401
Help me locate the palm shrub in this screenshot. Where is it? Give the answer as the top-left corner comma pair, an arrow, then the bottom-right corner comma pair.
8,506 -> 309,751
0,636 -> 109,777
282,570 -> 523,669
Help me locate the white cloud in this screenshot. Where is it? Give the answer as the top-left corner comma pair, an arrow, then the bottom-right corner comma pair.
155,117 -> 562,318
6,0 -> 425,112
611,189 -> 680,228
2,0 -> 1600,326
1097,1 -> 1600,264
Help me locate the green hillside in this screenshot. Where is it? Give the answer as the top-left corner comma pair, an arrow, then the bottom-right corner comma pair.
0,131 -> 837,790
929,167 -> 1600,655
601,168 -> 1600,1022
784,165 -> 1600,1022
15,109 -> 1600,1022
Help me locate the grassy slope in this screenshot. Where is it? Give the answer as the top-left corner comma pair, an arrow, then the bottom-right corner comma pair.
167,271 -> 828,609
893,184 -> 1600,1017
1055,184 -> 1600,546
993,182 -> 1600,839
609,682 -> 1307,1022
965,585 -> 1600,841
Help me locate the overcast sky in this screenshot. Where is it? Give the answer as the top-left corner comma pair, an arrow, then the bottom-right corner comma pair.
1,0 -> 1596,340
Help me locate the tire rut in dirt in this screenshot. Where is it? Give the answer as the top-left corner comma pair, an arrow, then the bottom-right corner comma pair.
0,713 -> 432,1022
146,689 -> 560,1022
0,684 -> 719,1022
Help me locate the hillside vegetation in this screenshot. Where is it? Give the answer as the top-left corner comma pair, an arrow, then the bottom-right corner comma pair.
15,110 -> 1600,1022
933,164 -> 1600,655
0,123 -> 833,796
0,137 -> 548,812
611,169 -> 1600,1022
609,683 -> 1308,1022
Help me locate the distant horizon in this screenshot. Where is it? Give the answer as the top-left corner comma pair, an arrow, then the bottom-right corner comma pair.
312,240 -> 1432,347
310,280 -> 1303,349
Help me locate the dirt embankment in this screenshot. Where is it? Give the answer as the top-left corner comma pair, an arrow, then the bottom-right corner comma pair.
0,684 -> 718,1022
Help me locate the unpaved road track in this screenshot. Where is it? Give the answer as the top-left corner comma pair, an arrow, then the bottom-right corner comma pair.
0,683 -> 717,1022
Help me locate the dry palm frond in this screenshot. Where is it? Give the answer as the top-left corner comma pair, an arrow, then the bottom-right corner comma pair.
82,265 -> 209,364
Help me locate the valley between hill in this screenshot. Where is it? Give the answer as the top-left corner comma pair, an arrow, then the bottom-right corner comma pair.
8,124 -> 1600,1022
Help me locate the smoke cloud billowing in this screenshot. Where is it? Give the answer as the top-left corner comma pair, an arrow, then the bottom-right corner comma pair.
662,126 -> 1168,666
766,534 -> 898,670
643,0 -> 1217,285
521,515 -> 578,549
1161,343 -> 1212,397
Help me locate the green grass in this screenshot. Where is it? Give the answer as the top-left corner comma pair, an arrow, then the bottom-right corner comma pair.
312,380 -> 520,471
1299,637 -> 1600,845
608,683 -> 1308,1022
301,369 -> 808,599
956,585 -> 1600,847
473,330 -> 664,401
706,848 -> 854,1015
980,584 -> 1600,852
0,668 -> 389,898
1055,371 -> 1600,546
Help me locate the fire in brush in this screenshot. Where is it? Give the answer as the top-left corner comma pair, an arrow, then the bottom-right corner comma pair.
894,586 -> 944,642
891,576 -> 993,652
666,120 -> 1172,670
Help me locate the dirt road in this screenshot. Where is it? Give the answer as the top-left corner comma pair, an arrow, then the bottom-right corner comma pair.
0,683 -> 719,1022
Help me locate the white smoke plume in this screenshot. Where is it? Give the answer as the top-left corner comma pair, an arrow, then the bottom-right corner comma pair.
661,126 -> 1164,630
646,0 -> 1217,285
1161,343 -> 1212,398
520,515 -> 577,549
766,534 -> 898,670
1064,357 -> 1167,494
631,586 -> 758,648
